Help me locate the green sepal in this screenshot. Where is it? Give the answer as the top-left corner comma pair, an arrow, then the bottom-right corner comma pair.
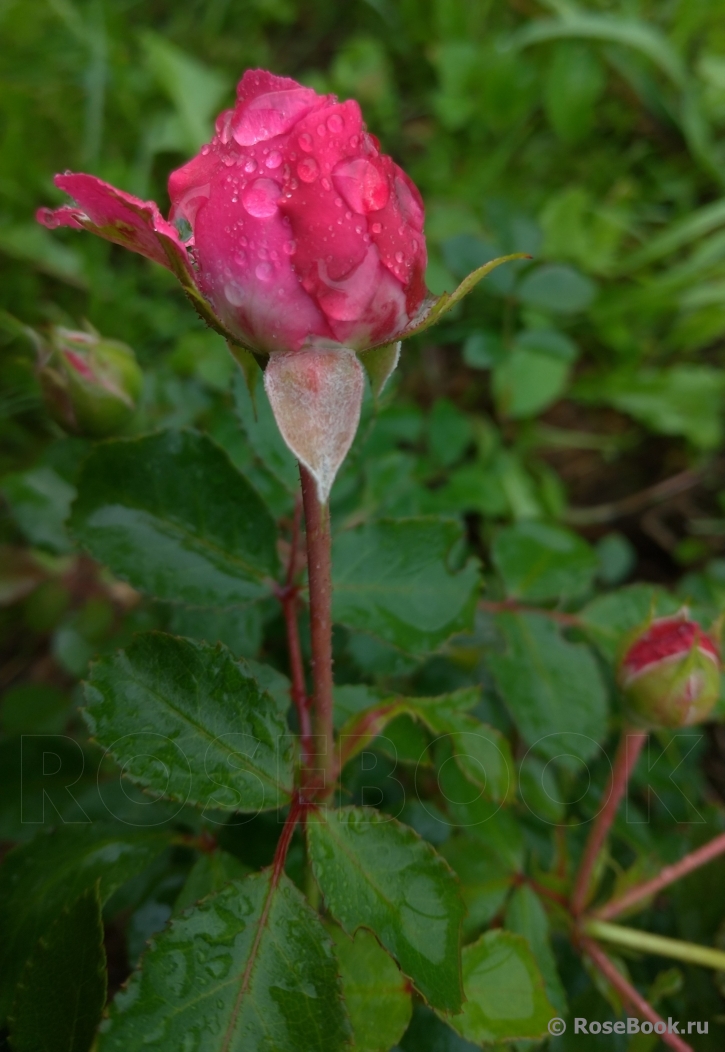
358,341 -> 401,398
227,340 -> 264,411
371,254 -> 529,350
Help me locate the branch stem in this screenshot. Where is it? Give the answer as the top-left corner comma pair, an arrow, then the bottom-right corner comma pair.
580,936 -> 694,1052
299,463 -> 335,793
595,830 -> 725,922
277,496 -> 313,765
584,919 -> 725,972
571,729 -> 648,915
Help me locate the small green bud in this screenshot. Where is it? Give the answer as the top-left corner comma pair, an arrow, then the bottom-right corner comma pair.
39,327 -> 142,437
617,611 -> 720,729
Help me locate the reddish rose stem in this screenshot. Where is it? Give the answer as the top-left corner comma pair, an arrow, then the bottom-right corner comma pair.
277,497 -> 313,765
299,464 -> 336,792
595,829 -> 725,922
580,936 -> 694,1052
571,729 -> 648,916
272,791 -> 304,884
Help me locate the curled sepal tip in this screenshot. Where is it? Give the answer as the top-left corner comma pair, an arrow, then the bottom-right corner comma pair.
264,348 -> 364,504
383,253 -> 530,348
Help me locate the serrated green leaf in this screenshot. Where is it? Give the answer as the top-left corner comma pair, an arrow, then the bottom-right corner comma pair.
332,518 -> 480,654
173,852 -> 252,916
487,612 -> 607,761
408,690 -> 514,803
441,837 -> 515,941
440,930 -> 555,1044
327,924 -> 412,1052
9,884 -> 106,1052
307,806 -> 464,1013
99,871 -> 351,1052
84,633 -> 293,812
71,430 -> 279,606
505,885 -> 567,1017
492,520 -> 598,601
0,825 -> 171,1022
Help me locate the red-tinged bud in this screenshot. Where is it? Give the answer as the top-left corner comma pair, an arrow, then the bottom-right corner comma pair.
39,327 -> 143,437
617,612 -> 720,728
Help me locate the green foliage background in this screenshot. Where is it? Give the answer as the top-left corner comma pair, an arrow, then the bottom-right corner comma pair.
3,0 -> 725,1049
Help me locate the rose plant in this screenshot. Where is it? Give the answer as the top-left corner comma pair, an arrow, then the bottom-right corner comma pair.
2,61 -> 725,1052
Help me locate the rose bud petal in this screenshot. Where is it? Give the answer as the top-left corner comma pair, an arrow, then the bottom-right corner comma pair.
617,611 -> 721,728
38,326 -> 143,437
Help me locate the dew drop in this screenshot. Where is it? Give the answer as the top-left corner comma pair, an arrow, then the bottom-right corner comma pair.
222,155 -> 235,167
395,250 -> 404,263
334,197 -> 343,207
371,221 -> 382,234
332,157 -> 389,213
241,178 -> 280,218
321,177 -> 331,191
201,144 -> 210,155
255,262 -> 273,281
316,124 -> 326,136
283,239 -> 297,255
298,132 -> 313,152
349,134 -> 359,149
297,157 -> 319,183
327,113 -> 344,133
412,238 -> 418,251
244,157 -> 257,174
265,150 -> 282,169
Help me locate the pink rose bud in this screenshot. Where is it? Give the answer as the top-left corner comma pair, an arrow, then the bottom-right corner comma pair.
168,70 -> 427,355
617,612 -> 721,728
39,327 -> 143,437
36,69 -> 514,498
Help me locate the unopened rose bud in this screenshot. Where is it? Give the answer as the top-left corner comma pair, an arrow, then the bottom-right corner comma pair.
617,612 -> 720,728
39,327 -> 142,437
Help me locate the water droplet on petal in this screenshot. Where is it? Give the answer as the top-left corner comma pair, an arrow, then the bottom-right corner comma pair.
255,262 -> 273,281
327,113 -> 344,133
283,239 -> 297,255
297,157 -> 319,183
332,157 -> 389,214
317,124 -> 326,136
371,221 -> 382,234
349,134 -> 359,149
215,109 -> 234,144
241,178 -> 281,218
395,250 -> 404,263
321,177 -> 331,191
222,155 -> 235,167
265,150 -> 282,169
201,144 -> 210,155
298,132 -> 313,152
232,87 -> 318,146
244,157 -> 257,174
